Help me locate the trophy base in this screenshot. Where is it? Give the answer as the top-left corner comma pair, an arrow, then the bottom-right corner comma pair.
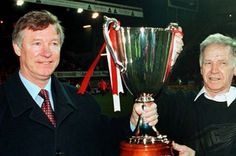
120,141 -> 174,156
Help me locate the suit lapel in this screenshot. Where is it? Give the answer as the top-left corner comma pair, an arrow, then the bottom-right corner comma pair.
49,76 -> 77,127
4,72 -> 78,129
4,72 -> 58,129
29,105 -> 56,128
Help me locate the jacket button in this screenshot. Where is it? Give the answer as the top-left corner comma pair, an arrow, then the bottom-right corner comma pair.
56,150 -> 64,156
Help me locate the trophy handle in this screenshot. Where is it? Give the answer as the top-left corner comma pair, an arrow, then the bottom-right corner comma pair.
163,23 -> 184,82
169,23 -> 184,68
103,16 -> 126,72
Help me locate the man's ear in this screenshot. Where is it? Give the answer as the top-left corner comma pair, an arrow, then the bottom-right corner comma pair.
200,67 -> 203,76
12,42 -> 21,56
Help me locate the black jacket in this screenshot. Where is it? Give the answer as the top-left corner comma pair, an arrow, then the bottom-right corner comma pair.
0,71 -> 131,156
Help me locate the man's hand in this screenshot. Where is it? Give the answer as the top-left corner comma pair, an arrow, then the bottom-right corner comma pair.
175,27 -> 184,53
171,26 -> 184,66
130,102 -> 158,127
172,141 -> 195,156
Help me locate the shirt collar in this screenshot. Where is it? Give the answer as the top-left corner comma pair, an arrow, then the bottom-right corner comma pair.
18,72 -> 52,102
194,86 -> 236,107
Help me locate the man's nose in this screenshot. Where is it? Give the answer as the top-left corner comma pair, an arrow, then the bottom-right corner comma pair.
211,63 -> 219,73
41,45 -> 52,57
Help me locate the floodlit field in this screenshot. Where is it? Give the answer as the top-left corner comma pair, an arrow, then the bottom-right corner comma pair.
94,92 -> 134,117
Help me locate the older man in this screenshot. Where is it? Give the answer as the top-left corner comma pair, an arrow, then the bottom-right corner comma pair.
132,33 -> 236,156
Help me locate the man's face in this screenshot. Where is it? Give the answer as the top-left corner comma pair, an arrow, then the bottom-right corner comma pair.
13,24 -> 61,87
201,43 -> 236,97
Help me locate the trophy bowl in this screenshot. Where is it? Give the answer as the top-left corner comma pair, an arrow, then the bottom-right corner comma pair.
103,16 -> 182,156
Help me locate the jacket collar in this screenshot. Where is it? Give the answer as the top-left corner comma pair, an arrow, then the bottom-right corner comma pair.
4,71 -> 77,128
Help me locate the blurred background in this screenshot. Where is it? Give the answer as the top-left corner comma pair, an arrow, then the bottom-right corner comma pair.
0,0 -> 235,115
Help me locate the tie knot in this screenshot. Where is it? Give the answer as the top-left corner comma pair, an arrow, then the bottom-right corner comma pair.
39,89 -> 49,101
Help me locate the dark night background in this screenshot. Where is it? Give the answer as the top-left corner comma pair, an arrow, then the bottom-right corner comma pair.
0,0 -> 236,86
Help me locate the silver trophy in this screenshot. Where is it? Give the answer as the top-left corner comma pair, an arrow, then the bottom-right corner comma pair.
103,16 -> 182,156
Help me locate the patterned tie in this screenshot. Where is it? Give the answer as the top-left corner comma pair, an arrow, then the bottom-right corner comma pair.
39,89 -> 56,127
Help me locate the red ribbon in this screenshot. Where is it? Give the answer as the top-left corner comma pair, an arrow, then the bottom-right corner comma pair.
108,27 -> 118,95
77,43 -> 106,94
77,25 -> 119,95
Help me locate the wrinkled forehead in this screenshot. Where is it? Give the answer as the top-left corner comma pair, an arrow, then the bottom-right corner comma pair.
203,44 -> 233,60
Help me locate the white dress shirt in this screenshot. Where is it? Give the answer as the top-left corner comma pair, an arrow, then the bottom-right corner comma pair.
19,72 -> 54,110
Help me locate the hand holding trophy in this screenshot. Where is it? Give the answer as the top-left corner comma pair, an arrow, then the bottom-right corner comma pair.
103,16 -> 183,156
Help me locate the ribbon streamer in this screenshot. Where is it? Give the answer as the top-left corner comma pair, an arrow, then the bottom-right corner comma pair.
77,27 -> 124,111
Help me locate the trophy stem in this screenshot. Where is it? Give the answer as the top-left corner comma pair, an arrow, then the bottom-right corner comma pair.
131,93 -> 169,144
122,93 -> 173,155
134,93 -> 157,137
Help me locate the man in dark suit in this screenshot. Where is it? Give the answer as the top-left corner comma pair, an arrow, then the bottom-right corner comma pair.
0,10 -> 157,156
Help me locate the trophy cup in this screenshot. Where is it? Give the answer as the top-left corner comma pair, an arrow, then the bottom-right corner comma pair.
103,16 -> 182,156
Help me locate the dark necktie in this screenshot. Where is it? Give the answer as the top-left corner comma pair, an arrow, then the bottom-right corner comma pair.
39,89 -> 56,127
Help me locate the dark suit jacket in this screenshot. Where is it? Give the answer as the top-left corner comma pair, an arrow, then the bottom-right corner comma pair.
0,71 -> 131,156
